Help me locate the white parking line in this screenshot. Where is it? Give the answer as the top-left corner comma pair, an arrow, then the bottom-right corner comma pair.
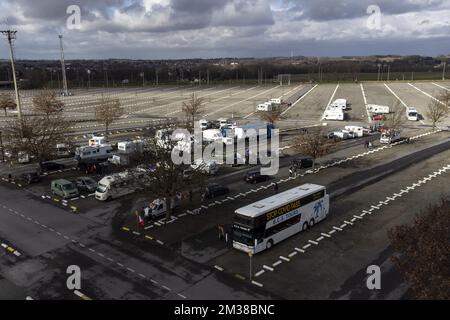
320,84 -> 340,120
281,84 -> 318,115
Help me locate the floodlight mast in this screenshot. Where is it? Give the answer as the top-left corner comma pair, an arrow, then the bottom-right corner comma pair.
59,35 -> 69,96
0,30 -> 23,132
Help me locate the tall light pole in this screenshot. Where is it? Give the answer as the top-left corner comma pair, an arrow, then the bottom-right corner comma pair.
377,63 -> 381,81
1,30 -> 23,133
87,69 -> 91,90
443,62 -> 447,81
58,35 -> 69,96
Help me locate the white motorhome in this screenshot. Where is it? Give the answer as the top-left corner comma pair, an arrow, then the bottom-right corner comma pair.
75,145 -> 113,164
256,102 -> 273,112
118,140 -> 144,155
331,99 -> 347,110
367,104 -> 390,114
380,130 -> 402,144
95,170 -> 149,201
344,126 -> 364,138
406,108 -> 418,121
324,109 -> 344,121
270,98 -> 282,105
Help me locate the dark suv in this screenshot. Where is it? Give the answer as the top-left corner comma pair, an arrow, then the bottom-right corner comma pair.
244,171 -> 270,184
21,172 -> 41,184
292,156 -> 314,169
202,184 -> 230,199
39,162 -> 65,173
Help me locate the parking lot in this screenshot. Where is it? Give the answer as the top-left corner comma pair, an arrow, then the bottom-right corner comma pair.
1,80 -> 450,299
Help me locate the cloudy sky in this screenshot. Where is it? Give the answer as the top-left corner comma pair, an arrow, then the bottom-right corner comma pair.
0,0 -> 449,59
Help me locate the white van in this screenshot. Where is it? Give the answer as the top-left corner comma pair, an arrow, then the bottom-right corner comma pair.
95,170 -> 149,201
380,130 -> 401,144
367,104 -> 390,114
324,109 -> 344,121
144,196 -> 181,219
199,119 -> 208,130
406,108 -> 418,121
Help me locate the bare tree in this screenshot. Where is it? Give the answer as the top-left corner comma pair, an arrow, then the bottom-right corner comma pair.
4,114 -> 71,162
291,128 -> 333,170
0,93 -> 16,116
388,199 -> 450,299
95,97 -> 124,135
182,93 -> 205,129
32,89 -> 64,119
257,107 -> 284,126
133,139 -> 206,220
384,101 -> 406,140
426,91 -> 449,130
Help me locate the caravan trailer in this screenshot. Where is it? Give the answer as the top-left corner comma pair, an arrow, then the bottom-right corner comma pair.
324,109 -> 344,121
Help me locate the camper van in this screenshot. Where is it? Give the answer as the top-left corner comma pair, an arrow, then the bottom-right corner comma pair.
75,145 -> 113,164
367,104 -> 390,114
270,98 -> 282,105
256,102 -> 273,112
324,109 -> 344,121
95,170 -> 149,201
406,108 -> 418,121
344,126 -> 364,138
118,140 -> 144,155
331,99 -> 347,110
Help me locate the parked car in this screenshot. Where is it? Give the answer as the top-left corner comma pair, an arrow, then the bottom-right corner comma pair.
51,179 -> 79,199
75,177 -> 98,193
292,156 -> 314,169
244,171 -> 270,184
40,161 -> 65,172
21,172 -> 41,185
372,115 -> 386,121
202,183 -> 230,199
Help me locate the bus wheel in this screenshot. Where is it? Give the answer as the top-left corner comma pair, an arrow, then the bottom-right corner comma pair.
266,240 -> 274,250
309,219 -> 315,227
302,222 -> 308,231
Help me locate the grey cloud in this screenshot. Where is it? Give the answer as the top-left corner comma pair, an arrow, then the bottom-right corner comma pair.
289,0 -> 447,21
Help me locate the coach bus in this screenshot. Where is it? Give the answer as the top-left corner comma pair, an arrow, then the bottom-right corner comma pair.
232,184 -> 330,254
